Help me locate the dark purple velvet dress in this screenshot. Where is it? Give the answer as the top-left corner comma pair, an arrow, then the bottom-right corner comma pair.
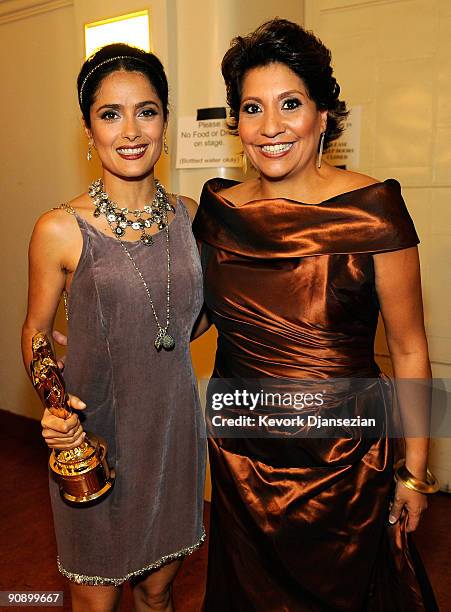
50,200 -> 206,585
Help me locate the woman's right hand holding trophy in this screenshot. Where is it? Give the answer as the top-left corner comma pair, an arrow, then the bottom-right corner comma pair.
41,403 -> 86,450
40,330 -> 87,451
31,331 -> 115,504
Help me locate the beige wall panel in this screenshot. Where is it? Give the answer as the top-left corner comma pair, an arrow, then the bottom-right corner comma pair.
374,0 -> 438,61
173,0 -> 305,115
327,33 -> 377,104
426,189 -> 451,366
371,164 -> 432,187
430,189 -> 451,235
430,438 -> 451,492
439,0 -> 451,18
433,127 -> 451,185
399,187 -> 431,336
356,104 -> 377,175
401,188 -> 432,240
431,364 -> 451,378
374,58 -> 434,171
323,34 -> 377,173
376,162 -> 434,198
306,0 -> 451,486
0,4 -> 80,419
173,0 -> 305,202
428,336 -> 451,367
425,238 -> 451,337
437,16 -> 451,127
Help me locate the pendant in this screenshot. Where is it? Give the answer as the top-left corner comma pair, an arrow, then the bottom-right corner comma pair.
154,333 -> 175,351
162,333 -> 175,350
141,233 -> 153,246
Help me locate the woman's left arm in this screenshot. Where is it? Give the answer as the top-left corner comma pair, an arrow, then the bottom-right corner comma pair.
180,195 -> 213,340
374,246 -> 430,532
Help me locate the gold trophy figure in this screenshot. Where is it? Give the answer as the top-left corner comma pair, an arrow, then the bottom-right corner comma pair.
31,332 -> 115,504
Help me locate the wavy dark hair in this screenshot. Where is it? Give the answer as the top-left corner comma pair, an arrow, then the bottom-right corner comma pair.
77,43 -> 169,128
221,19 -> 348,150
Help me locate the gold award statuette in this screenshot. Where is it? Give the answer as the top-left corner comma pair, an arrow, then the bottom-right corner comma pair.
31,332 -> 115,504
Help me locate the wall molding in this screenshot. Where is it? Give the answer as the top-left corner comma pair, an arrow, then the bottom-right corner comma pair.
319,0 -> 411,12
0,0 -> 73,25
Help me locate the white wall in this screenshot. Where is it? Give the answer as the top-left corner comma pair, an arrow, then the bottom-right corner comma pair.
305,0 -> 451,489
0,2 -> 81,420
171,0 -> 305,199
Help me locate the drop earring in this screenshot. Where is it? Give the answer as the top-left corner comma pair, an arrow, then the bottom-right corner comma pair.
87,141 -> 93,161
317,131 -> 325,169
241,151 -> 248,174
163,135 -> 169,155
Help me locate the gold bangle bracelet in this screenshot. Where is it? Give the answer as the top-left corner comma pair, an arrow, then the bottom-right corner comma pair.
394,459 -> 440,494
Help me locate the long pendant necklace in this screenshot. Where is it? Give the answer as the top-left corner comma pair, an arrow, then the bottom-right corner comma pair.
88,178 -> 175,351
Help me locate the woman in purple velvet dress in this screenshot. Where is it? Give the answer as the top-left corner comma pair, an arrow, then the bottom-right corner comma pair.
22,43 -> 205,612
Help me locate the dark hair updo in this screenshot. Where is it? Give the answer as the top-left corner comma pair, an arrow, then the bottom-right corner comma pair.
221,19 -> 348,150
77,43 -> 169,128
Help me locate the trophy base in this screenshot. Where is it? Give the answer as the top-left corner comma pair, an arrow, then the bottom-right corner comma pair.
61,469 -> 116,503
50,433 -> 115,505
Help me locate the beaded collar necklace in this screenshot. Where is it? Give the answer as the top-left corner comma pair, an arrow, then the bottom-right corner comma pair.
88,178 -> 174,246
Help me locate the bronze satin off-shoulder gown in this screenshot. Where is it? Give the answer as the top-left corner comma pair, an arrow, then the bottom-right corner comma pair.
193,178 -> 438,612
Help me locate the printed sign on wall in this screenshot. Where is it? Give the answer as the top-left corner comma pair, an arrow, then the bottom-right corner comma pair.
176,118 -> 242,169
324,106 -> 361,169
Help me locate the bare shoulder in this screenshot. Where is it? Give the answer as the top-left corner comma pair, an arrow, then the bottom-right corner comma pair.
178,195 -> 198,222
327,167 -> 380,192
32,193 -> 87,243
344,169 -> 379,186
33,209 -> 74,240
217,178 -> 259,205
217,181 -> 243,198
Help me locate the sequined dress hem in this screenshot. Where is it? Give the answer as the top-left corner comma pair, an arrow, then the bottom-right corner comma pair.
56,527 -> 206,586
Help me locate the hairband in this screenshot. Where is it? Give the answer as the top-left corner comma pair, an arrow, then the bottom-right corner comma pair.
79,55 -> 148,105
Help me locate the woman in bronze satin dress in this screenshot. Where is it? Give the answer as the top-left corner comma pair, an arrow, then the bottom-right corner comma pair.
193,19 -> 438,611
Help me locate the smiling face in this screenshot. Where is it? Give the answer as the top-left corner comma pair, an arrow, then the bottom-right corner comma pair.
238,62 -> 327,181
85,70 -> 165,180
